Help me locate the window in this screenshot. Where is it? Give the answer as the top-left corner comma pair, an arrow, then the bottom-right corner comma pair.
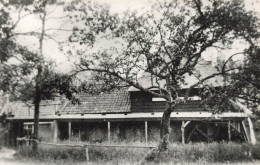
24,124 -> 33,138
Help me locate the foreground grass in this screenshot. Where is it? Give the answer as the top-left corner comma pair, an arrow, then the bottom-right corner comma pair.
14,142 -> 260,164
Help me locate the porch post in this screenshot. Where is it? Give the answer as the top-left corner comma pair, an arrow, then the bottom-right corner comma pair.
181,121 -> 191,144
228,120 -> 231,141
242,120 -> 249,142
237,121 -> 241,133
207,124 -> 214,142
5,122 -> 9,146
8,121 -> 13,146
247,117 -> 257,145
68,122 -> 71,140
181,121 -> 185,144
53,120 -> 58,142
145,121 -> 148,146
108,121 -> 111,142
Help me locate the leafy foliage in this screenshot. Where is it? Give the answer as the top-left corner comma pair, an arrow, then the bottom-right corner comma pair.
0,0 -> 80,103
39,66 -> 80,103
67,0 -> 260,106
199,44 -> 260,114
64,1 -> 260,153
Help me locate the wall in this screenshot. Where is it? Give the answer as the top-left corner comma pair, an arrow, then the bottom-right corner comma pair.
7,122 -> 54,143
58,122 -> 68,140
130,91 -> 205,112
170,121 -> 182,142
130,92 -> 166,112
58,120 -> 183,143
38,124 -> 53,142
111,121 -> 145,142
80,122 -> 107,142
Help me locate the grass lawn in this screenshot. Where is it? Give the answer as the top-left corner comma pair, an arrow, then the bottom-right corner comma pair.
1,158 -> 260,165
2,142 -> 258,165
2,127 -> 260,165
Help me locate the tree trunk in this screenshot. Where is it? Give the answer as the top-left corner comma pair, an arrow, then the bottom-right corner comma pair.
138,105 -> 175,164
158,107 -> 173,151
32,67 -> 42,152
32,1 -> 46,152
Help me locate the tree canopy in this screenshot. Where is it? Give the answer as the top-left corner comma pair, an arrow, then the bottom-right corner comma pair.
0,0 -> 259,156
0,0 -> 79,149
0,0 -> 78,103
67,0 -> 259,104
66,0 -> 260,153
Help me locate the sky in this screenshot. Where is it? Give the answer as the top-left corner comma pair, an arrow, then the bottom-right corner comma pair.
10,0 -> 260,74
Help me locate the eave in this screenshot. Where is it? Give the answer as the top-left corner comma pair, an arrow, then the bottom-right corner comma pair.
6,112 -> 248,122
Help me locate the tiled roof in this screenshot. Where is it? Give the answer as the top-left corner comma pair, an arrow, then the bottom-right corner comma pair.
59,89 -> 131,114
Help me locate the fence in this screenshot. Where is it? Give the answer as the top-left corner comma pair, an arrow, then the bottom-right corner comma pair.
16,138 -> 156,161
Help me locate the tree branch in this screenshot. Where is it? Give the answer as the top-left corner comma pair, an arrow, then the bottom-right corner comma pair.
10,7 -> 34,30
221,52 -> 245,73
75,67 -> 171,101
185,67 -> 245,99
45,28 -> 73,32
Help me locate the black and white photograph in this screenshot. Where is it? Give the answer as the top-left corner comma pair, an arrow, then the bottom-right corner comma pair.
0,0 -> 260,164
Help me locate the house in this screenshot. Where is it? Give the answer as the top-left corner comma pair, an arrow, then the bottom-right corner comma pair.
0,99 -> 62,145
0,60 -> 253,145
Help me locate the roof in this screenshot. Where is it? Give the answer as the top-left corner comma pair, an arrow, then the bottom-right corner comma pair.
58,89 -> 131,114
128,58 -> 223,91
1,100 -> 61,118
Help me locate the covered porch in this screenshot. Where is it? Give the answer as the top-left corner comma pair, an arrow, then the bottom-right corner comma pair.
6,111 -> 251,145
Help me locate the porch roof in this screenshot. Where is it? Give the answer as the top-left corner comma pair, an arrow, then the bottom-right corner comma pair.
7,112 -> 248,122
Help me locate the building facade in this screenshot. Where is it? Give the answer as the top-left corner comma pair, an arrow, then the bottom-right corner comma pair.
0,60 -> 253,145
0,88 -> 250,146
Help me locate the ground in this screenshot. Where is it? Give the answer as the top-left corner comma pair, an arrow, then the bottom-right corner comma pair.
1,159 -> 260,165
0,147 -> 260,165
1,121 -> 260,165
